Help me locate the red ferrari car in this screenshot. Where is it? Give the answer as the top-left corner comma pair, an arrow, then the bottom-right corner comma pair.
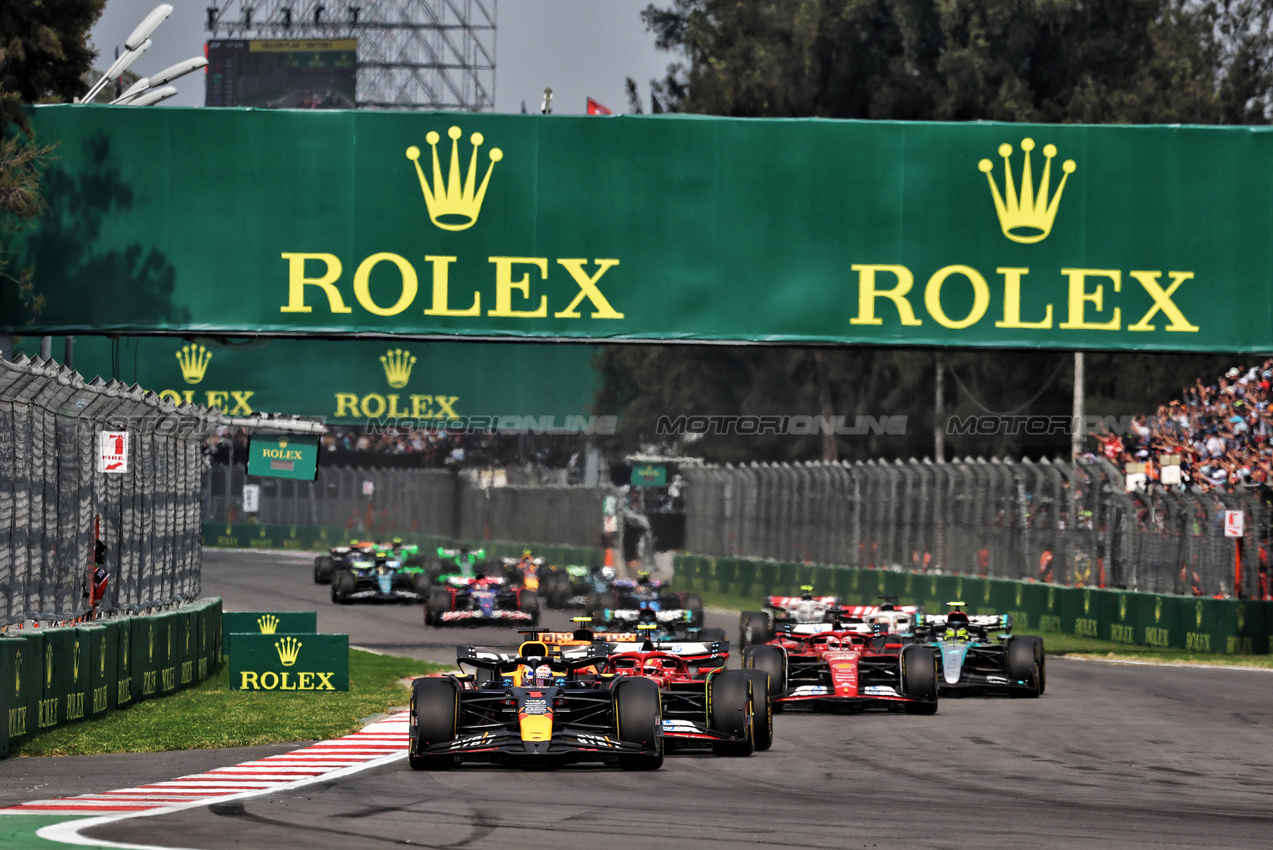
742,623 -> 937,715
603,643 -> 773,755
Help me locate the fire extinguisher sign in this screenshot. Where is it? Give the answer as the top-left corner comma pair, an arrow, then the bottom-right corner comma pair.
98,431 -> 129,474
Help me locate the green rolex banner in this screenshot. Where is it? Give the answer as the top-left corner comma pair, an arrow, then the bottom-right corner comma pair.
7,106 -> 1273,353
224,611 -> 318,657
12,336 -> 600,426
230,633 -> 349,692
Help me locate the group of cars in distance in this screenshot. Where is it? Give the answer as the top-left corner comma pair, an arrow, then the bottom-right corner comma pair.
313,545 -> 1045,770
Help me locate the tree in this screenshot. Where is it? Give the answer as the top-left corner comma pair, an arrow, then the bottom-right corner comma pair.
595,1 -> 1273,463
0,0 -> 106,323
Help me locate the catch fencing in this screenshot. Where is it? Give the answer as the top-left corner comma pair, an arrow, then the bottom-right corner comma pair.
203,463 -> 612,549
680,458 -> 1268,598
0,356 -> 218,626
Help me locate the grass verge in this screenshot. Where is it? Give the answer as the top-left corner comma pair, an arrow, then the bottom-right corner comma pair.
11,649 -> 448,757
683,584 -> 1273,669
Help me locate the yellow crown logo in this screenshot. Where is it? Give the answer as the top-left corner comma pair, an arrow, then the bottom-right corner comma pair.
979,138 -> 1076,244
257,614 -> 280,634
73,640 -> 81,680
175,344 -> 212,385
46,644 -> 53,687
278,438 -> 288,450
406,126 -> 502,231
380,348 -> 417,388
275,637 -> 302,667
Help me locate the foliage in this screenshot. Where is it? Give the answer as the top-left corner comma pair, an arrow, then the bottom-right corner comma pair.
0,0 -> 105,320
596,1 -> 1273,462
641,0 -> 1273,123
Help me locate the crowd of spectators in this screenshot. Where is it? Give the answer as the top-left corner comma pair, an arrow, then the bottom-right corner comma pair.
206,425 -> 583,475
1087,359 -> 1273,493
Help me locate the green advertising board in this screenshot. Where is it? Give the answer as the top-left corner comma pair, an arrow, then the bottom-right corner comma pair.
247,434 -> 320,481
11,336 -> 600,426
7,106 -> 1273,352
223,610 -> 318,657
631,463 -> 667,487
229,633 -> 349,692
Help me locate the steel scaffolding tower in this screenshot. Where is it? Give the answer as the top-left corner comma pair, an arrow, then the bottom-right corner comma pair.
206,1 -> 496,111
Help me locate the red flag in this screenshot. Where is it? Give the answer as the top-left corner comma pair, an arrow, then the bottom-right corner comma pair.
586,97 -> 613,115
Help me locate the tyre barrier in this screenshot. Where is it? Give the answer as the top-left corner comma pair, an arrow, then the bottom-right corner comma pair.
673,554 -> 1272,655
0,597 -> 224,758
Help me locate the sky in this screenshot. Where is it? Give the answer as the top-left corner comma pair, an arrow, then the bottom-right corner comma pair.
88,1 -> 675,113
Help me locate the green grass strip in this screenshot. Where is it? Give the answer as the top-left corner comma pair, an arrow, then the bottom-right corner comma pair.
681,584 -> 1273,669
0,814 -> 94,850
10,649 -> 448,757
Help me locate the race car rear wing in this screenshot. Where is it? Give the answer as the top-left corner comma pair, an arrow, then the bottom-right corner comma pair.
455,644 -> 610,674
922,613 -> 1013,631
603,639 -> 728,662
781,622 -> 875,636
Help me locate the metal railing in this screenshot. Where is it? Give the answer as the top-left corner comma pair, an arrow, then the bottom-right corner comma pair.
0,356 -> 219,626
680,458 -> 1267,597
203,463 -> 613,549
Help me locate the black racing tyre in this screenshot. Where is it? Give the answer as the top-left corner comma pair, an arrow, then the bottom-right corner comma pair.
408,678 -> 457,770
425,587 -> 451,627
586,590 -> 618,621
708,670 -> 755,757
1008,636 -> 1042,698
739,611 -> 773,648
546,574 -> 572,609
409,572 -> 430,598
742,644 -> 787,702
901,645 -> 939,714
698,627 -> 727,644
313,556 -> 333,585
331,571 -> 354,604
743,669 -> 774,751
520,590 -> 540,626
1020,635 -> 1047,694
682,593 -> 705,628
613,677 -> 663,770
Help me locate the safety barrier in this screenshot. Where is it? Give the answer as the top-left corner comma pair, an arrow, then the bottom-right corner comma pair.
680,458 -> 1268,598
0,355 -> 220,627
203,523 -> 606,569
0,598 -> 224,758
203,463 -> 614,550
673,555 -> 1272,655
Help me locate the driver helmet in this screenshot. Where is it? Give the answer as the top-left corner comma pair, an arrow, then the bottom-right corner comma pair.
944,625 -> 969,640
600,566 -> 616,581
800,584 -> 815,601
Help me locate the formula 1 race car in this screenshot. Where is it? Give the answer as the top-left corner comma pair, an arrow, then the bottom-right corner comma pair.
330,545 -> 430,604
913,603 -> 1045,697
423,572 -> 540,627
739,590 -> 922,646
316,538 -> 425,585
601,638 -> 769,755
741,621 -> 938,714
314,541 -> 372,585
410,642 -> 663,770
540,563 -> 598,609
586,575 -> 704,638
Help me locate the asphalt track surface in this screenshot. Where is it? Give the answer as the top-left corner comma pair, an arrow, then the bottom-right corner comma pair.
33,551 -> 1273,847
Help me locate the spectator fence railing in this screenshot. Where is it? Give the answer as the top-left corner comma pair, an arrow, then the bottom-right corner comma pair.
1,356 -> 218,626
203,462 -> 613,550
679,457 -> 1267,598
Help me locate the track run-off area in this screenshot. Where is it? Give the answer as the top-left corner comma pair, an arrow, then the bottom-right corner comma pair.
1,549 -> 1270,849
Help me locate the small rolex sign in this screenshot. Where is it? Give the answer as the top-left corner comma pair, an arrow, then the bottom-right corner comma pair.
230,633 -> 348,692
246,434 -> 319,481
97,432 -> 129,474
